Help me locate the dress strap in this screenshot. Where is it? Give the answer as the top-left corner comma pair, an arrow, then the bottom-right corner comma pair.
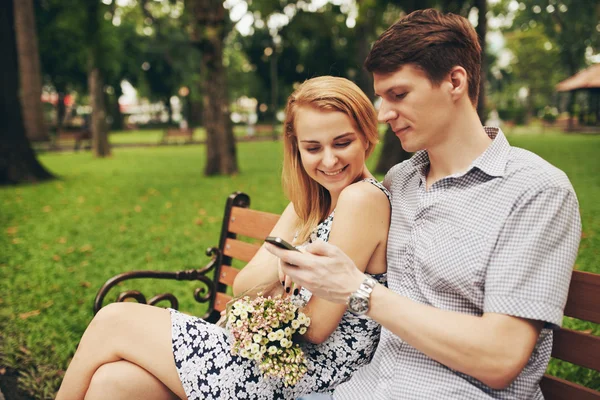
361,178 -> 392,202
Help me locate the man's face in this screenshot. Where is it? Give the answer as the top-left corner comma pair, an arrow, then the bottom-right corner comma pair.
374,64 -> 454,153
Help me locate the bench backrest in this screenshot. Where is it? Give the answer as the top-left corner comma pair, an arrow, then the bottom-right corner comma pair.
540,270 -> 600,399
208,192 -> 279,320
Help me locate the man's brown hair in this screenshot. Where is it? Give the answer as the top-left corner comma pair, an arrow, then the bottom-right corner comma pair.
365,8 -> 482,106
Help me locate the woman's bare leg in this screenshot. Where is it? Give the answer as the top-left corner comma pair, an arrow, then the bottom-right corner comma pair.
56,302 -> 187,400
84,360 -> 180,400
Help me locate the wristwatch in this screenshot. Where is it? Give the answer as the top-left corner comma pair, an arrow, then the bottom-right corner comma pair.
347,276 -> 377,315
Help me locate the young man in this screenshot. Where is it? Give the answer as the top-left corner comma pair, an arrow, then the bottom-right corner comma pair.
266,9 -> 581,399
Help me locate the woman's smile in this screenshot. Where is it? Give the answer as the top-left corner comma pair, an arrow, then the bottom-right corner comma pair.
320,165 -> 348,177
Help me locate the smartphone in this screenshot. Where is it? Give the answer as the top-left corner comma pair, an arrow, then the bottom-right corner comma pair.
265,236 -> 299,252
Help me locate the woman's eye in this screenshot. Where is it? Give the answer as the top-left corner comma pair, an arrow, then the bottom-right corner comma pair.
305,147 -> 320,153
395,92 -> 407,100
334,141 -> 351,148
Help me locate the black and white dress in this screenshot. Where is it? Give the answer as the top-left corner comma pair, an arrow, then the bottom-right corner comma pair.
170,178 -> 391,399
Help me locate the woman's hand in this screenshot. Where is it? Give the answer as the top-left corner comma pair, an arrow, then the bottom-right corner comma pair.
267,240 -> 365,304
278,258 -> 303,297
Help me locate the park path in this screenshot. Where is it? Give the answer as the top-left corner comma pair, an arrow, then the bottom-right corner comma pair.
34,134 -> 277,153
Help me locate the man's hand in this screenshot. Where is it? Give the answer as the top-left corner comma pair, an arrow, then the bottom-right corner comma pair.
265,240 -> 365,304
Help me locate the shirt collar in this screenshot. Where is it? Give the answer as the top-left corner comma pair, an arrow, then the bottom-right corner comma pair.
471,127 -> 510,178
409,126 -> 510,178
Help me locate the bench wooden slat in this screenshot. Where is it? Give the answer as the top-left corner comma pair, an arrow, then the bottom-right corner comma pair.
551,328 -> 600,371
541,374 -> 600,400
564,271 -> 600,324
214,292 -> 232,313
218,265 -> 240,287
223,238 -> 261,263
229,207 -> 279,240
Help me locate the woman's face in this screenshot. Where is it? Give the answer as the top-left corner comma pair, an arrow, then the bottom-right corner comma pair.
294,106 -> 368,198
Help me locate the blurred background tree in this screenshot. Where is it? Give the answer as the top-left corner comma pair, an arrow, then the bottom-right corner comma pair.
1,0 -> 54,184
1,0 -> 598,183
14,0 -> 48,142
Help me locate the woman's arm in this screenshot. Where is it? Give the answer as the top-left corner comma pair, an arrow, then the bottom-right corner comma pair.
301,181 -> 391,344
232,202 -> 299,297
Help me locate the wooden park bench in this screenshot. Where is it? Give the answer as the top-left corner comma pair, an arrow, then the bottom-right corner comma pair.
94,192 -> 600,397
161,127 -> 194,144
56,129 -> 91,151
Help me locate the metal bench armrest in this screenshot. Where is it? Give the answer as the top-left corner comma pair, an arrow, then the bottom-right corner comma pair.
93,247 -> 222,321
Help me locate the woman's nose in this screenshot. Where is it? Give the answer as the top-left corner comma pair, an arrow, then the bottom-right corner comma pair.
322,149 -> 338,168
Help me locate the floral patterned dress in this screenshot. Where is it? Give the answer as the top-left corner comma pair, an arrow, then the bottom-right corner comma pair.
170,178 -> 391,399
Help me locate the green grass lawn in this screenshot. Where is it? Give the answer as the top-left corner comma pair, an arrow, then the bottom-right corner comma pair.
1,132 -> 598,398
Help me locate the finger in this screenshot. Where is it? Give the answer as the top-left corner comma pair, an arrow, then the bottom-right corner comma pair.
278,259 -> 285,287
304,239 -> 339,257
265,243 -> 309,267
284,274 -> 293,296
292,282 -> 302,297
280,262 -> 310,289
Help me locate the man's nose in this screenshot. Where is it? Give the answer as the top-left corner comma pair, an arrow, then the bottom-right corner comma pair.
378,103 -> 397,123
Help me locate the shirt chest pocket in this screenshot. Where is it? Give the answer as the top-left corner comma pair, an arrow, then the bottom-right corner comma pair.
418,222 -> 488,296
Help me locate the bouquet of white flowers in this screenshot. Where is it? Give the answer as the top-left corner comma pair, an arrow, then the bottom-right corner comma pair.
226,292 -> 311,387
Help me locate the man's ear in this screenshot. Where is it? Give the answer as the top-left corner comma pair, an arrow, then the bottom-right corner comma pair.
447,66 -> 468,101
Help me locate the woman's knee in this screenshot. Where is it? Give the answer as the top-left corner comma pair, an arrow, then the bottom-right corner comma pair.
88,302 -> 146,334
85,363 -> 129,400
85,361 -> 179,400
79,302 -> 142,352
85,303 -> 127,336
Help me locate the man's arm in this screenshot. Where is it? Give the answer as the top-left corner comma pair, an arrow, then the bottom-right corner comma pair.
368,287 -> 543,389
267,242 -> 539,389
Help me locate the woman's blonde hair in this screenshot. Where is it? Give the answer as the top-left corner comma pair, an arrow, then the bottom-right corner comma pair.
282,76 -> 379,243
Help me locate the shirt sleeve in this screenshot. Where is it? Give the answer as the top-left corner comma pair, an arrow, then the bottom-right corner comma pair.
383,162 -> 403,191
483,187 -> 581,328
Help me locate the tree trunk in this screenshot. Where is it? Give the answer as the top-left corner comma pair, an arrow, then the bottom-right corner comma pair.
86,1 -> 111,158
111,82 -> 124,131
56,89 -> 66,132
475,0 -> 487,121
13,0 -> 48,142
354,6 -> 374,101
165,97 -> 173,125
89,66 -> 111,157
188,0 -> 238,175
270,42 -> 278,140
525,87 -> 535,125
189,86 -> 203,127
0,0 -> 53,185
375,126 -> 412,174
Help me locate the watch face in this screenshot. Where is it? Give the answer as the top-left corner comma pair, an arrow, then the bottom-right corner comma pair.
348,296 -> 369,315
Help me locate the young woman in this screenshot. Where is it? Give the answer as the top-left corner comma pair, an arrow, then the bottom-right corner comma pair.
56,76 -> 391,400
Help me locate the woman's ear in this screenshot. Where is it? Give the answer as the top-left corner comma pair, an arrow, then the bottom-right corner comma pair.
448,66 -> 468,101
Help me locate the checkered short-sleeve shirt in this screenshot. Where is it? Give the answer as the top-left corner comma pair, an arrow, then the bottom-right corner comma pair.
333,128 -> 581,399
